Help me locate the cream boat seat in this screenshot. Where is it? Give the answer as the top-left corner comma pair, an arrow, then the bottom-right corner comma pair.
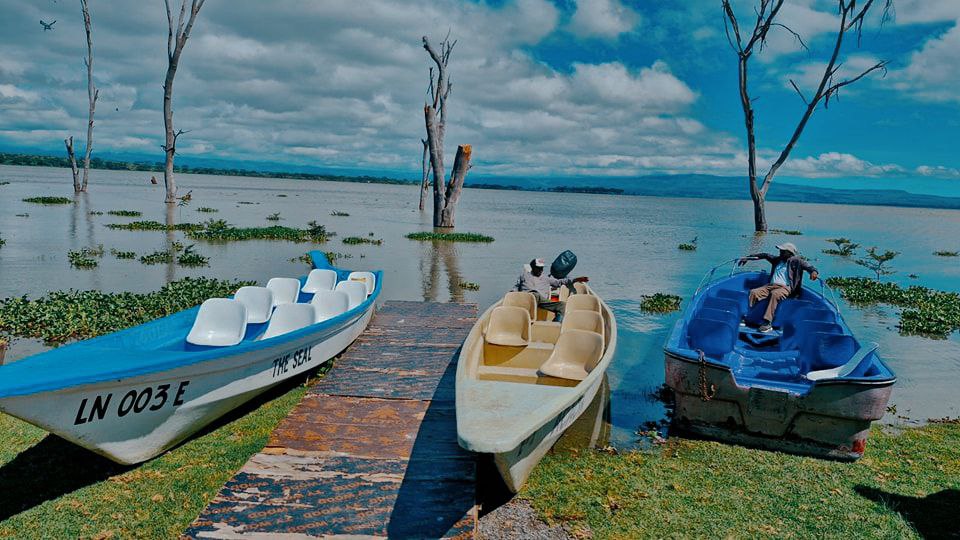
561,310 -> 604,341
234,286 -> 274,324
538,329 -> 604,381
261,303 -> 316,340
336,280 -> 367,309
565,294 -> 600,314
347,271 -> 376,296
311,290 -> 350,322
302,269 -> 338,293
503,292 -> 537,322
573,282 -> 588,294
485,306 -> 531,347
266,277 -> 301,307
187,299 -> 248,347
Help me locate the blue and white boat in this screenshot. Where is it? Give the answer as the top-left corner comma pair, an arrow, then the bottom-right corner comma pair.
664,261 -> 896,460
0,251 -> 381,464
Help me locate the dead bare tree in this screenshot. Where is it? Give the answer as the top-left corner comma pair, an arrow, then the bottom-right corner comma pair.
64,0 -> 97,192
419,138 -> 429,211
722,0 -> 891,232
162,0 -> 205,204
64,136 -> 80,190
422,34 -> 472,228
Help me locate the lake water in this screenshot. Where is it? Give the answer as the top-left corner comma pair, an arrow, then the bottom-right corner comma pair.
2,164 -> 959,448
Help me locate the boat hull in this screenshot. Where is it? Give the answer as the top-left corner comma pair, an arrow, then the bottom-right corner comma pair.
665,350 -> 894,460
491,373 -> 603,493
0,307 -> 373,464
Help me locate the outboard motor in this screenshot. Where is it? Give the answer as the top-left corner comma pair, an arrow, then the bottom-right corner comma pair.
550,250 -> 577,279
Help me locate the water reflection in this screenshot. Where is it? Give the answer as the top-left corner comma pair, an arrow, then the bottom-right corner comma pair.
165,203 -> 176,284
553,375 -> 612,452
419,234 -> 463,302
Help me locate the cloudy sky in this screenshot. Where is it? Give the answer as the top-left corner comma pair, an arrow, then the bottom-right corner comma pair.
0,0 -> 958,181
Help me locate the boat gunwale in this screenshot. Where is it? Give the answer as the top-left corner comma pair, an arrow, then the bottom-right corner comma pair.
0,253 -> 382,399
456,283 -> 618,454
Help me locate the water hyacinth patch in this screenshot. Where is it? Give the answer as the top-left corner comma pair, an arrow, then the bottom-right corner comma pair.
67,245 -> 104,269
826,276 -> 960,338
342,236 -> 382,245
196,206 -> 218,213
23,196 -> 73,205
933,251 -> 959,257
110,249 -> 136,259
459,281 -> 480,291
266,212 -> 282,221
106,220 -> 203,232
324,251 -> 352,264
330,210 -> 350,216
640,293 -> 682,313
139,250 -> 174,265
770,228 -> 802,235
0,277 -> 254,345
185,219 -> 331,243
0,234 -> 4,248
406,231 -> 494,243
107,210 -> 142,217
176,245 -> 210,267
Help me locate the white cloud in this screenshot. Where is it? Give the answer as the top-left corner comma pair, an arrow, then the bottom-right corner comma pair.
781,54 -> 885,97
782,152 -> 906,178
893,23 -> 960,103
568,0 -> 640,39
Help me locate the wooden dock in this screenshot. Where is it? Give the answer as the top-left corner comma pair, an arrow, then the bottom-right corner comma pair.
184,301 -> 478,539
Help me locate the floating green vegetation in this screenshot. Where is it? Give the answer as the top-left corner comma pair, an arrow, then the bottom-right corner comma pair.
933,250 -> 959,257
640,293 -> 682,313
289,253 -> 313,266
176,244 -> 210,267
196,206 -> 218,213
105,220 -> 202,232
107,210 -> 143,217
238,201 -> 257,205
0,234 -> 5,248
406,231 -> 494,243
330,210 -> 350,217
0,277 -> 254,345
88,210 -> 104,216
67,245 -> 104,269
15,213 -> 29,218
185,219 -> 330,243
324,251 -> 353,264
0,181 -> 9,186
23,196 -> 72,205
276,194 -> 288,197
458,281 -> 480,291
266,212 -> 282,221
342,236 -> 382,246
110,248 -> 136,259
526,422 -> 960,539
824,237 -> 860,257
827,276 -> 960,338
770,228 -> 802,235
678,236 -> 697,251
139,250 -> 173,265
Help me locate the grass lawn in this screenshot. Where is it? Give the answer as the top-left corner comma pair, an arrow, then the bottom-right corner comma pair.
0,380 -> 310,538
525,422 -> 960,539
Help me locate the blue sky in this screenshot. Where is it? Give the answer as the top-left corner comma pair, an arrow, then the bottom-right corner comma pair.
0,0 -> 958,186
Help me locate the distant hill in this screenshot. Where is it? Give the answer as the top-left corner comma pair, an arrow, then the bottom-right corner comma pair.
2,152 -> 960,211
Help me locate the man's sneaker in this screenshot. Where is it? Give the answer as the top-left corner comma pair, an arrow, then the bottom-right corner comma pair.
758,323 -> 773,333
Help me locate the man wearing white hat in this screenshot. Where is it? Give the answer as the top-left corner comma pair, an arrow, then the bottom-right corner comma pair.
738,242 -> 819,332
514,258 -> 589,322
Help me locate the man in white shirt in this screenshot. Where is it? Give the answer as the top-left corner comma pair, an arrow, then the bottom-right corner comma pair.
514,258 -> 589,322
738,242 -> 819,332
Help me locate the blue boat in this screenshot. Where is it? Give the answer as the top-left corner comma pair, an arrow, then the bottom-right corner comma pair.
664,262 -> 896,460
0,251 -> 381,464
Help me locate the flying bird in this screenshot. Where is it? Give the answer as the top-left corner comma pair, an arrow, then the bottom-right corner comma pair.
40,20 -> 56,31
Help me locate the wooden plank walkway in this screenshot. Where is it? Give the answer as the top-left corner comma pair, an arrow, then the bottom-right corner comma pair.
184,301 -> 478,539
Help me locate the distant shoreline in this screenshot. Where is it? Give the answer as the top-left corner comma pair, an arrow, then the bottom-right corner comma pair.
3,151 -> 960,210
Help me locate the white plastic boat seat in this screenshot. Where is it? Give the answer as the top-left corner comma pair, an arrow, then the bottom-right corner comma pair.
559,285 -> 571,302
302,269 -> 338,293
234,286 -> 274,324
530,321 -> 561,344
335,280 -> 367,309
347,271 -> 376,296
564,294 -> 600,314
573,282 -> 588,294
311,289 -> 350,322
538,329 -> 604,381
261,303 -> 317,340
485,306 -> 530,347
503,292 -> 537,322
187,299 -> 248,347
266,277 -> 301,307
806,342 -> 879,381
561,310 -> 604,341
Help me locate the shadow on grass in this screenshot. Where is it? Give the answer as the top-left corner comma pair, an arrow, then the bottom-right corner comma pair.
0,363 -> 326,522
855,486 -> 960,538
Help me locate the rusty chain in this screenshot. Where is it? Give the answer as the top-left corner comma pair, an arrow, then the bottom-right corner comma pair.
696,349 -> 717,401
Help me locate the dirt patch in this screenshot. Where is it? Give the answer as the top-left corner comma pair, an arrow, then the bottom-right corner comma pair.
478,498 -> 574,540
